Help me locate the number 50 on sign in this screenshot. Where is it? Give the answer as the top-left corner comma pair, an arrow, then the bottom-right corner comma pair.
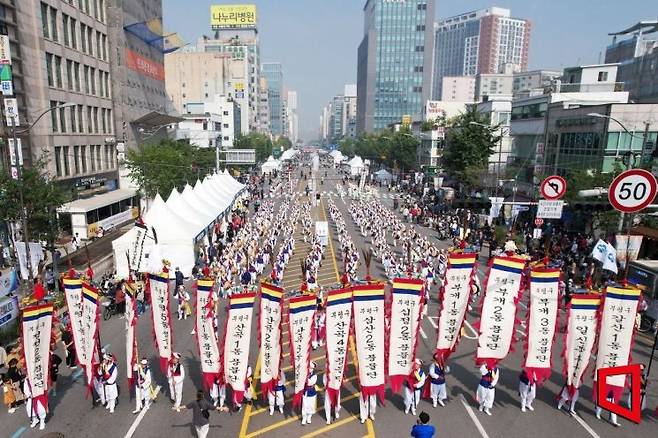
608,169 -> 657,213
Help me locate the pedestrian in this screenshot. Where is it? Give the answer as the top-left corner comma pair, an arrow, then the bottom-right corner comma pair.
301,361 -> 318,425
71,233 -> 79,252
595,390 -> 620,427
404,359 -> 426,416
0,342 -> 6,369
175,267 -> 184,290
23,378 -> 47,430
168,352 -> 185,411
235,365 -> 254,410
92,363 -> 105,407
101,353 -> 118,414
411,411 -> 435,438
2,374 -> 17,413
133,358 -> 152,414
519,370 -> 536,413
476,364 -> 498,415
176,390 -> 229,438
210,376 -> 226,408
176,285 -> 191,320
44,268 -> 55,292
268,369 -> 285,416
323,372 -> 340,424
50,349 -> 62,397
428,354 -> 448,407
556,385 -> 578,415
61,326 -> 77,369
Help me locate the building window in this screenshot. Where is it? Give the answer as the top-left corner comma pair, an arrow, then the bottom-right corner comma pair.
70,106 -> 77,133
93,107 -> 98,133
45,53 -> 54,87
55,147 -> 62,176
41,3 -> 49,38
73,146 -> 80,174
87,27 -> 93,56
77,105 -> 84,132
101,108 -> 107,133
84,66 -> 90,93
50,100 -> 58,132
90,68 -> 96,95
74,62 -> 81,92
63,146 -> 70,176
90,144 -> 96,172
96,145 -> 102,169
81,145 -> 87,173
59,105 -> 67,133
50,7 -> 58,42
70,18 -> 77,49
66,60 -> 73,91
597,71 -> 608,82
80,24 -> 87,53
96,32 -> 101,60
63,14 -> 70,46
87,106 -> 93,133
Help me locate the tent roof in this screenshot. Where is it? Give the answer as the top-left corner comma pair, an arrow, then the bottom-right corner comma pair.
144,194 -> 196,242
165,189 -> 205,234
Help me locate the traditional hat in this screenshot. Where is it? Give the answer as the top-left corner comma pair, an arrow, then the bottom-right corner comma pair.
140,358 -> 148,365
103,353 -> 113,361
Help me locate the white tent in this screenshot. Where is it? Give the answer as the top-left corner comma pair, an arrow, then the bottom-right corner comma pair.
330,150 -> 346,165
181,184 -> 218,227
347,156 -> 365,176
166,188 -> 205,236
261,156 -> 281,174
374,168 -> 393,183
280,149 -> 299,161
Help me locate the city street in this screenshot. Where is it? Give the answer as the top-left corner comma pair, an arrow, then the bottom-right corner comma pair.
3,163 -> 656,438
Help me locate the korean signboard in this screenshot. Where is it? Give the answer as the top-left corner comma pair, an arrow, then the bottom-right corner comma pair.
211,4 -> 257,29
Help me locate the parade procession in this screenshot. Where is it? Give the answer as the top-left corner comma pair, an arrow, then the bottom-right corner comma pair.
2,150 -> 655,438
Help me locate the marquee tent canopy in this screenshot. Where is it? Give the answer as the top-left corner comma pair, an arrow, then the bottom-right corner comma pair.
261,156 -> 281,174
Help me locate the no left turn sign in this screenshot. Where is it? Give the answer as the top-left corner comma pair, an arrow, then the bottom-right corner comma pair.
540,175 -> 567,200
608,169 -> 657,213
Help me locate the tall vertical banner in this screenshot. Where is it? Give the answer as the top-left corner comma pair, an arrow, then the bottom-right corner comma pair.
353,283 -> 386,401
63,277 -> 88,374
563,295 -> 600,391
324,288 -> 353,407
388,278 -> 424,393
124,280 -> 138,387
22,304 -> 53,414
80,283 -> 100,386
222,293 -> 256,404
148,271 -> 173,372
196,279 -> 220,390
524,268 -> 560,383
288,294 -> 316,408
594,286 -> 641,402
435,253 -> 477,359
258,282 -> 284,398
476,257 -> 526,367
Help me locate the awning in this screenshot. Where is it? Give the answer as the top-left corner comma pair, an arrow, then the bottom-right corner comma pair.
124,19 -> 185,53
58,189 -> 137,214
608,21 -> 658,36
631,226 -> 658,240
132,111 -> 184,128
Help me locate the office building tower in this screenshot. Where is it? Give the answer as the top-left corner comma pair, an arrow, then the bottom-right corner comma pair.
357,0 -> 435,133
262,62 -> 283,136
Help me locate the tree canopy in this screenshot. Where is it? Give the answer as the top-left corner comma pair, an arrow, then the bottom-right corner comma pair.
234,132 -> 273,162
337,128 -> 420,172
0,156 -> 68,243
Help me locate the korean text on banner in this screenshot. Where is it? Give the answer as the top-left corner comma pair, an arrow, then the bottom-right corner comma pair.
288,294 -> 316,407
80,283 -> 100,386
148,271 -> 172,372
63,277 -> 92,384
564,295 -> 600,390
124,280 -> 138,387
476,257 -> 526,367
524,268 -> 560,383
222,292 -> 256,404
324,288 -> 352,408
352,284 -> 386,401
388,278 -> 424,393
595,287 -> 641,402
258,282 -> 284,397
436,253 -> 477,359
22,304 -> 53,414
196,279 -> 220,390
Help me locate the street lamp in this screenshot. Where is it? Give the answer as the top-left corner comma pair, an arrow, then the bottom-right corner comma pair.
6,101 -> 75,292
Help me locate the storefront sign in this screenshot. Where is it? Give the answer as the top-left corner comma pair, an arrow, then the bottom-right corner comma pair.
125,49 -> 164,81
0,35 -> 11,65
87,207 -> 138,236
210,4 -> 257,29
0,295 -> 19,327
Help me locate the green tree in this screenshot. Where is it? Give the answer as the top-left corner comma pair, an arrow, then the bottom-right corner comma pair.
564,167 -> 623,233
0,155 -> 68,243
274,136 -> 293,150
384,128 -> 420,173
338,137 -> 356,156
125,139 -> 206,198
234,133 -> 273,162
443,108 -> 499,191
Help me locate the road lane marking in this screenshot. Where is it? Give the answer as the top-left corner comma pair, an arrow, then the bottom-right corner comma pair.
420,327 -> 427,339
462,319 -> 479,339
239,350 -> 262,437
427,316 -> 438,329
459,394 -> 490,438
281,354 -> 325,373
10,427 -> 26,438
124,385 -> 161,438
572,412 -> 601,438
300,415 -> 359,438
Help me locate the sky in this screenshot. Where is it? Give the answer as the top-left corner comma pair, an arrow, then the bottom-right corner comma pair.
163,0 -> 655,141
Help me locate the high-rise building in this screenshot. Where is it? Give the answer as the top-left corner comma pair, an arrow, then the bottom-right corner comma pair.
440,76 -> 476,102
320,84 -> 358,143
262,63 -> 283,136
256,77 -> 270,134
357,0 -> 435,133
433,7 -> 531,99
343,84 -> 357,138
512,70 -> 561,98
286,90 -> 299,144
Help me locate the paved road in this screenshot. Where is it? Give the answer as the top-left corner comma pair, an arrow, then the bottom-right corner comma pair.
2,163 -> 656,438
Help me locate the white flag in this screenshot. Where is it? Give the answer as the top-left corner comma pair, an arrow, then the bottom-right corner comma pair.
591,239 -> 607,263
602,242 -> 618,274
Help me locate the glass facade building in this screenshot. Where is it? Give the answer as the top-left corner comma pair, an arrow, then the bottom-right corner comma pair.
357,0 -> 435,133
262,62 -> 283,135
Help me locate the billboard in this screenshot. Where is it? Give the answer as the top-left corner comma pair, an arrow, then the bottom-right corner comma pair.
125,49 -> 165,81
211,5 -> 257,29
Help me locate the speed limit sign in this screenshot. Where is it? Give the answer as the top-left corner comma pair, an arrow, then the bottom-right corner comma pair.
608,169 -> 657,213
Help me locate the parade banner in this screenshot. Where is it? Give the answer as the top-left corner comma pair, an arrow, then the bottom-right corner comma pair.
196,278 -> 220,390
222,292 -> 256,404
22,304 -> 53,414
352,283 -> 386,401
124,279 -> 138,386
324,288 -> 353,407
80,283 -> 100,386
476,256 -> 526,367
594,286 -> 641,402
258,282 -> 284,398
388,278 -> 424,393
288,294 -> 316,408
63,277 -> 88,374
524,268 -> 560,383
148,271 -> 173,372
563,295 -> 600,390
435,253 -> 477,359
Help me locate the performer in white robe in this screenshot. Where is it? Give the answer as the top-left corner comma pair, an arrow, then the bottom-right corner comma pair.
102,353 -> 119,414
595,390 -> 620,427
557,385 -> 579,415
476,364 -> 498,415
429,355 -> 448,407
359,393 -> 377,423
518,370 -> 536,413
268,369 -> 286,415
23,378 -> 47,430
404,359 -> 426,415
210,376 -> 226,408
323,373 -> 341,424
93,364 -> 105,406
168,352 -> 185,411
311,306 -> 326,350
301,362 -> 318,425
133,358 -> 153,413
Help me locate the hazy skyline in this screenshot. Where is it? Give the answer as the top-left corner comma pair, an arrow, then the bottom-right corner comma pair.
163,0 -> 655,141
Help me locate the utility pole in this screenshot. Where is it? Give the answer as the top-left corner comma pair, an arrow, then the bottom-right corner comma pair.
639,121 -> 651,164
